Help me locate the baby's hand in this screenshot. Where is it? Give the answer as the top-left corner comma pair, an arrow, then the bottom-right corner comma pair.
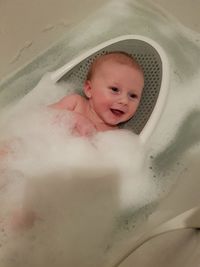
9,210 -> 39,232
0,138 -> 21,159
49,109 -> 96,137
72,113 -> 97,137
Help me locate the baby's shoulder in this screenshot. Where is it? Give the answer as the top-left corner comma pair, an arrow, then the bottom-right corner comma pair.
63,93 -> 82,100
64,94 -> 88,113
50,93 -> 85,110
71,93 -> 87,101
60,93 -> 85,104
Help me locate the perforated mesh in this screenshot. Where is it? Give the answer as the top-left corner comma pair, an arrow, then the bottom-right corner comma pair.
60,39 -> 162,134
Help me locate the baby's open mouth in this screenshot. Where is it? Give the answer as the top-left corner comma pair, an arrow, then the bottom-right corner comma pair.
110,108 -> 125,116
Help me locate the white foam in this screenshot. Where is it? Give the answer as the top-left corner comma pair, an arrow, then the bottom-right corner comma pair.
0,99 -> 157,266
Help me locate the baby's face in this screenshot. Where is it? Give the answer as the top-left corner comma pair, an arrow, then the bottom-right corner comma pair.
84,60 -> 144,126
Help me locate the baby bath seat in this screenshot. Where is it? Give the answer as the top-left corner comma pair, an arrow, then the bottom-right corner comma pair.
50,34 -> 168,144
49,35 -> 200,266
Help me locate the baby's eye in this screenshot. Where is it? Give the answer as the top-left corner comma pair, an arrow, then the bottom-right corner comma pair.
129,93 -> 138,100
109,87 -> 120,93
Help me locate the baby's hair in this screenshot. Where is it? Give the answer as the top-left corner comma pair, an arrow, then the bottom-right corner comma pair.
86,51 -> 143,80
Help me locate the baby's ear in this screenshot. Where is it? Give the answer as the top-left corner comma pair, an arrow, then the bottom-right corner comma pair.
83,80 -> 92,98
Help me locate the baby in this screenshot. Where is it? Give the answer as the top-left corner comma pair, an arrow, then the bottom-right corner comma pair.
0,52 -> 144,232
50,51 -> 144,136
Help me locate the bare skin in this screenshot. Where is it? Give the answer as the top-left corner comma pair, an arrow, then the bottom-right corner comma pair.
9,210 -> 39,231
49,94 -> 117,136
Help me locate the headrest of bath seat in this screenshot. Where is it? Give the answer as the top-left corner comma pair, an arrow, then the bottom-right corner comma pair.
51,35 -> 169,143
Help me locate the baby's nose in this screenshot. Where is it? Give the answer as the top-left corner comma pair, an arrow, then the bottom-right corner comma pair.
119,95 -> 129,105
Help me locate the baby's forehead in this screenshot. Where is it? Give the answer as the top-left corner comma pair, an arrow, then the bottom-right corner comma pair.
86,52 -> 144,80
94,53 -> 143,74
95,53 -> 134,67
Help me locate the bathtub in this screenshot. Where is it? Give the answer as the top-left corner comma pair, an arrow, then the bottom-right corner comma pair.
0,0 -> 200,266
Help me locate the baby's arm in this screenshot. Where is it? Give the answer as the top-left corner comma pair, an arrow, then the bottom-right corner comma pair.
49,94 -> 96,136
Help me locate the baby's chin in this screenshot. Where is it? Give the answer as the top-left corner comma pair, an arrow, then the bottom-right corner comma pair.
102,113 -> 134,128
108,117 -> 133,126
104,119 -> 127,128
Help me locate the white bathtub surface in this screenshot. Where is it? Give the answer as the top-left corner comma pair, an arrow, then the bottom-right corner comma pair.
0,0 -> 200,80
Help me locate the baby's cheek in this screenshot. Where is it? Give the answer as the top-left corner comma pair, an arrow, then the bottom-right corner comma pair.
129,103 -> 138,114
